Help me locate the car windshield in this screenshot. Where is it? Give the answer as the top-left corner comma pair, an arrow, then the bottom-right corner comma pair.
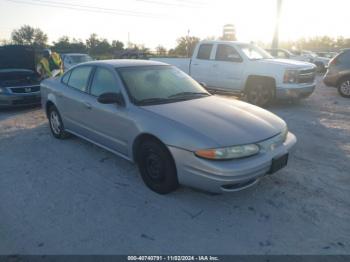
70,55 -> 93,64
117,65 -> 210,105
237,44 -> 273,60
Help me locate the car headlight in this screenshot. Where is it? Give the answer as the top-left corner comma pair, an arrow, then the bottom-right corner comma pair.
195,144 -> 260,160
283,69 -> 299,83
258,126 -> 288,152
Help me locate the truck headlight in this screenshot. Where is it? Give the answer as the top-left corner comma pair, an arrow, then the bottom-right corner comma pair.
195,144 -> 260,160
283,69 -> 299,84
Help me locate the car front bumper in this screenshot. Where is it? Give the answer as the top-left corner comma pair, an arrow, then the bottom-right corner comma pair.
168,132 -> 297,193
0,92 -> 41,108
276,83 -> 316,99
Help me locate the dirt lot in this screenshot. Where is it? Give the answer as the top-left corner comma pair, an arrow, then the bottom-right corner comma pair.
0,76 -> 349,255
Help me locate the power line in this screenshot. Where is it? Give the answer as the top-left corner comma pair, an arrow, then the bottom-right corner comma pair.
134,0 -> 204,8
4,0 -> 167,18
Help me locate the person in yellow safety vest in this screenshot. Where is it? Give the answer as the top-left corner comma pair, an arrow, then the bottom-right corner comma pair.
38,49 -> 63,79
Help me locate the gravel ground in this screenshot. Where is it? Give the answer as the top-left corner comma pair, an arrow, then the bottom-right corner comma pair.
0,76 -> 349,255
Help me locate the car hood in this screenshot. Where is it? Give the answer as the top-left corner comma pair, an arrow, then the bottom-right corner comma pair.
141,96 -> 286,147
0,69 -> 40,87
315,56 -> 330,63
258,58 -> 315,68
0,45 -> 36,71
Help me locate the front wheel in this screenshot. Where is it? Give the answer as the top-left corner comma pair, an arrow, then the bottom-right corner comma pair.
338,78 -> 350,98
245,79 -> 274,107
137,139 -> 179,194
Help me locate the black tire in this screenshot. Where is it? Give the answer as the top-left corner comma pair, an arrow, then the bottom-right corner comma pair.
245,79 -> 274,107
337,77 -> 350,98
315,62 -> 325,73
48,105 -> 69,139
137,139 -> 179,194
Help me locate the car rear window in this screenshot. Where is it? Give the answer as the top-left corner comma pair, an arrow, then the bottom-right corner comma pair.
197,44 -> 213,60
67,66 -> 93,92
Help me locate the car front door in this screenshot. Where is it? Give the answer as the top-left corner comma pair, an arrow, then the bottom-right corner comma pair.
82,66 -> 131,156
211,44 -> 244,91
58,65 -> 94,138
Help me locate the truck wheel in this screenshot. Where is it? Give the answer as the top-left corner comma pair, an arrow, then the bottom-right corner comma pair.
337,77 -> 350,98
245,79 -> 274,107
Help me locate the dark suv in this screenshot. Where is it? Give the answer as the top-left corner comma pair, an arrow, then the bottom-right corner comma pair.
323,49 -> 350,98
0,45 -> 41,107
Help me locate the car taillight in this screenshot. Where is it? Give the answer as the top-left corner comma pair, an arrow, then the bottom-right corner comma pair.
329,57 -> 338,66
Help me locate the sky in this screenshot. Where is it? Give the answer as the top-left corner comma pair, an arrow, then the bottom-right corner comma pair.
0,0 -> 349,50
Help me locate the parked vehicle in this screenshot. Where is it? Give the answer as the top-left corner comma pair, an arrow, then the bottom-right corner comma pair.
315,51 -> 338,59
152,41 -> 316,107
0,45 -> 41,108
324,49 -> 350,98
61,53 -> 93,71
266,48 -> 330,72
41,60 -> 297,194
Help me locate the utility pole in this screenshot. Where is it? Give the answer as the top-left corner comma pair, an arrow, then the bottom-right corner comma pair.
272,0 -> 283,53
186,29 -> 190,58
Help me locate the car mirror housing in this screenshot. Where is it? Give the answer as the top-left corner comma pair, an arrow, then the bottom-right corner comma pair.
97,92 -> 125,106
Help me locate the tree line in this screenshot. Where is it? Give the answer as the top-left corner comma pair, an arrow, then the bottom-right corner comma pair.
1,25 -> 350,59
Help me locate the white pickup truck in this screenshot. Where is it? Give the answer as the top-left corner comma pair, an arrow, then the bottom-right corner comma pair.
152,40 -> 317,106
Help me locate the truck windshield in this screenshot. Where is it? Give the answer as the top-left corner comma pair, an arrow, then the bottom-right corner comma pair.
70,55 -> 93,64
117,65 -> 210,105
238,44 -> 273,60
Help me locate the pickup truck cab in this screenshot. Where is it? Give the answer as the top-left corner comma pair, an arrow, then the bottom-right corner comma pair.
152,41 -> 316,106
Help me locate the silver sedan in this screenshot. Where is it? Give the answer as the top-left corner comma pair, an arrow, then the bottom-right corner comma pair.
41,60 -> 297,194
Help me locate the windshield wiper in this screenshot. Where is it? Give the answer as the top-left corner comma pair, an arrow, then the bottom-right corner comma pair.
168,92 -> 210,99
137,97 -> 170,105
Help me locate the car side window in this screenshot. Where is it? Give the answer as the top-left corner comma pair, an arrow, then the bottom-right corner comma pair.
338,52 -> 350,65
215,44 -> 241,62
61,71 -> 71,85
90,67 -> 119,97
197,44 -> 213,60
67,66 -> 93,92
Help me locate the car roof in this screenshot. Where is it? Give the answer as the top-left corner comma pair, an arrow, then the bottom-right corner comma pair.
199,40 -> 250,46
62,53 -> 90,56
81,59 -> 168,68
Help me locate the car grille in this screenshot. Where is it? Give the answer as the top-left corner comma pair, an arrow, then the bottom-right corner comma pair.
298,68 -> 316,84
12,96 -> 41,105
10,86 -> 40,94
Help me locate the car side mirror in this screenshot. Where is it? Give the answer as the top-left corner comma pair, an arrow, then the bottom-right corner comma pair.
98,92 -> 125,106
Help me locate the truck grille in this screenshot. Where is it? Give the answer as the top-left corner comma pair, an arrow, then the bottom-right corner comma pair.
10,86 -> 40,94
298,68 -> 316,84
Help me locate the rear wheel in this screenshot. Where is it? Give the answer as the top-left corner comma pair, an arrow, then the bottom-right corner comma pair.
337,77 -> 350,98
48,106 -> 69,139
137,139 -> 179,194
245,79 -> 274,107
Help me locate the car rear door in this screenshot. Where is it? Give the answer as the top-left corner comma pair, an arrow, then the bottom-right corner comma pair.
190,43 -> 217,86
58,65 -> 94,137
82,66 -> 132,156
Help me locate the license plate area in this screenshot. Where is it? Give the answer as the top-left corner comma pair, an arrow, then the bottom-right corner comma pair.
268,154 -> 288,174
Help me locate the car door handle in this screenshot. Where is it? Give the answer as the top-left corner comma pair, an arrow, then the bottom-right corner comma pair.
83,102 -> 92,109
192,63 -> 199,66
57,92 -> 63,98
